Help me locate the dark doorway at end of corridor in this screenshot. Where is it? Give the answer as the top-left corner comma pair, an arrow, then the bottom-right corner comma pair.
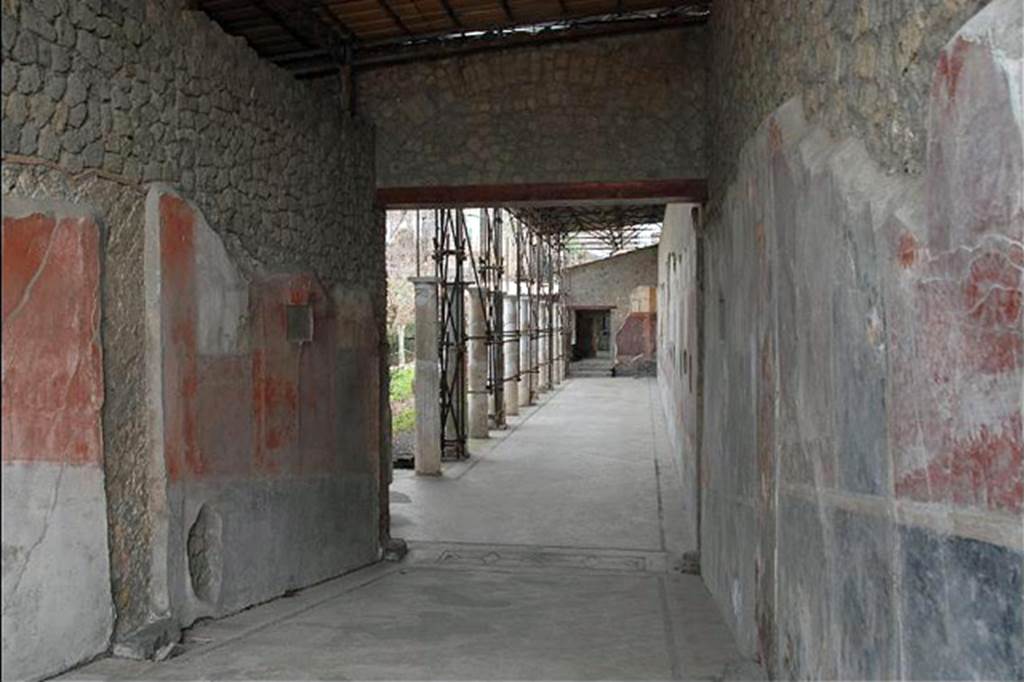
573,308 -> 612,360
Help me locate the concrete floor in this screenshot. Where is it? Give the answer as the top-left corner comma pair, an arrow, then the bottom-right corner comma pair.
64,377 -> 759,681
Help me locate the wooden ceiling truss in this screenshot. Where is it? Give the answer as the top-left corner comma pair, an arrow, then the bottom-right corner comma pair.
192,0 -> 710,76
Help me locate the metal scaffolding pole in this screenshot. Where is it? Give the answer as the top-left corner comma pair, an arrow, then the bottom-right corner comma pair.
530,229 -> 542,398
489,209 -> 506,428
423,205 -> 571,462
434,208 -> 468,460
514,215 -> 531,407
546,234 -> 556,389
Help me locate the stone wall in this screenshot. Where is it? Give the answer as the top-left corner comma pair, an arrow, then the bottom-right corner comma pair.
563,246 -> 659,362
656,204 -> 700,556
1,0 -> 383,668
707,0 -> 991,211
146,187 -> 381,635
359,27 -> 706,188
696,1 -> 1022,678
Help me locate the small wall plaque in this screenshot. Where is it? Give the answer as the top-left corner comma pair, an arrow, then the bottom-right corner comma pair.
286,304 -> 313,344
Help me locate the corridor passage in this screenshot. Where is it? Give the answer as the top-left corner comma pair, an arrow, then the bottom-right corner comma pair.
64,377 -> 756,681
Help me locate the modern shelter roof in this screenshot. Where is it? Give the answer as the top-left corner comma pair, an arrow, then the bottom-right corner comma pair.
194,0 -> 710,75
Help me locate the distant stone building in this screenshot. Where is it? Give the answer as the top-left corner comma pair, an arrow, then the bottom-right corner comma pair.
562,246 -> 658,372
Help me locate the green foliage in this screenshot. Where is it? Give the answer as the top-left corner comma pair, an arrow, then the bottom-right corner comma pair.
392,405 -> 416,434
389,365 -> 416,435
389,365 -> 414,403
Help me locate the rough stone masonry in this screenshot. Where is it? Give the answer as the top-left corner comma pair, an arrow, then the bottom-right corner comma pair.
360,27 -> 707,188
2,0 -> 1022,680
1,1 -> 385,679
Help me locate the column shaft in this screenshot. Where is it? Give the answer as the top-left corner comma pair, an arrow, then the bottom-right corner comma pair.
518,296 -> 532,406
504,295 -> 520,415
467,286 -> 489,438
538,302 -> 550,392
409,277 -> 441,475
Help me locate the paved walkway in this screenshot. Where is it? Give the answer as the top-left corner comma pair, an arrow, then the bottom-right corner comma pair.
65,377 -> 757,680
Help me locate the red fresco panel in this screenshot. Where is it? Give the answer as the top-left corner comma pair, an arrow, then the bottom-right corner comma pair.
159,194 -> 201,481
890,31 -> 1023,513
1,212 -> 103,467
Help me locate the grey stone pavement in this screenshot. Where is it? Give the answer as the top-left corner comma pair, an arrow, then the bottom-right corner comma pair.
63,377 -> 760,680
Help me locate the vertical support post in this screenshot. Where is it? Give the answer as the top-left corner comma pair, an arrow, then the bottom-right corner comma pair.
519,295 -> 532,406
339,43 -> 357,114
504,293 -> 520,415
490,210 -> 505,428
414,210 -> 421,278
559,301 -> 569,381
551,305 -> 561,385
531,234 -> 543,398
436,208 -> 467,460
546,236 -> 556,389
467,285 -> 489,439
397,323 -> 406,365
538,298 -> 550,393
409,277 -> 441,475
537,237 -> 550,393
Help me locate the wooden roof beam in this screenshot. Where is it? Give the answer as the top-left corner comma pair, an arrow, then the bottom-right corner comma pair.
438,0 -> 463,28
377,0 -> 413,35
312,1 -> 357,41
498,0 -> 514,22
355,12 -> 706,68
253,0 -> 314,48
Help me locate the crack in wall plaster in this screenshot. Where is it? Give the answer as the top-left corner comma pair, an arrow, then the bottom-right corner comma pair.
1,461 -> 66,611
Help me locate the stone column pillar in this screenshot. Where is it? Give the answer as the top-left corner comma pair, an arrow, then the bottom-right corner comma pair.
552,305 -> 562,385
504,294 -> 520,415
538,301 -> 550,393
467,286 -> 489,439
518,296 -> 532,406
409,277 -> 441,476
560,306 -> 569,382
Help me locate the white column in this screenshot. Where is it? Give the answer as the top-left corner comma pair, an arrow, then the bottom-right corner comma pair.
504,294 -> 520,415
467,286 -> 489,438
518,296 -> 532,406
552,305 -> 562,385
538,301 -> 550,392
560,306 -> 569,381
409,277 -> 441,476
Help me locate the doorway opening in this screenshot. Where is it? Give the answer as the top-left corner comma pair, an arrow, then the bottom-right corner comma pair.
573,308 -> 612,360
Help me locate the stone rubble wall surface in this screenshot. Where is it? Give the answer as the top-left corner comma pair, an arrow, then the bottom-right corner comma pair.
1,0 -> 383,653
707,0 -> 992,214
697,1 -> 1023,678
360,27 -> 707,188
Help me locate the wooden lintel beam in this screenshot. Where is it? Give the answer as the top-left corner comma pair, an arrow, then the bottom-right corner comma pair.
375,179 -> 708,208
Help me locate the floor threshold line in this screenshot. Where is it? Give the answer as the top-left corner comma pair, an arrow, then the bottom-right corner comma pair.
405,538 -> 667,554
